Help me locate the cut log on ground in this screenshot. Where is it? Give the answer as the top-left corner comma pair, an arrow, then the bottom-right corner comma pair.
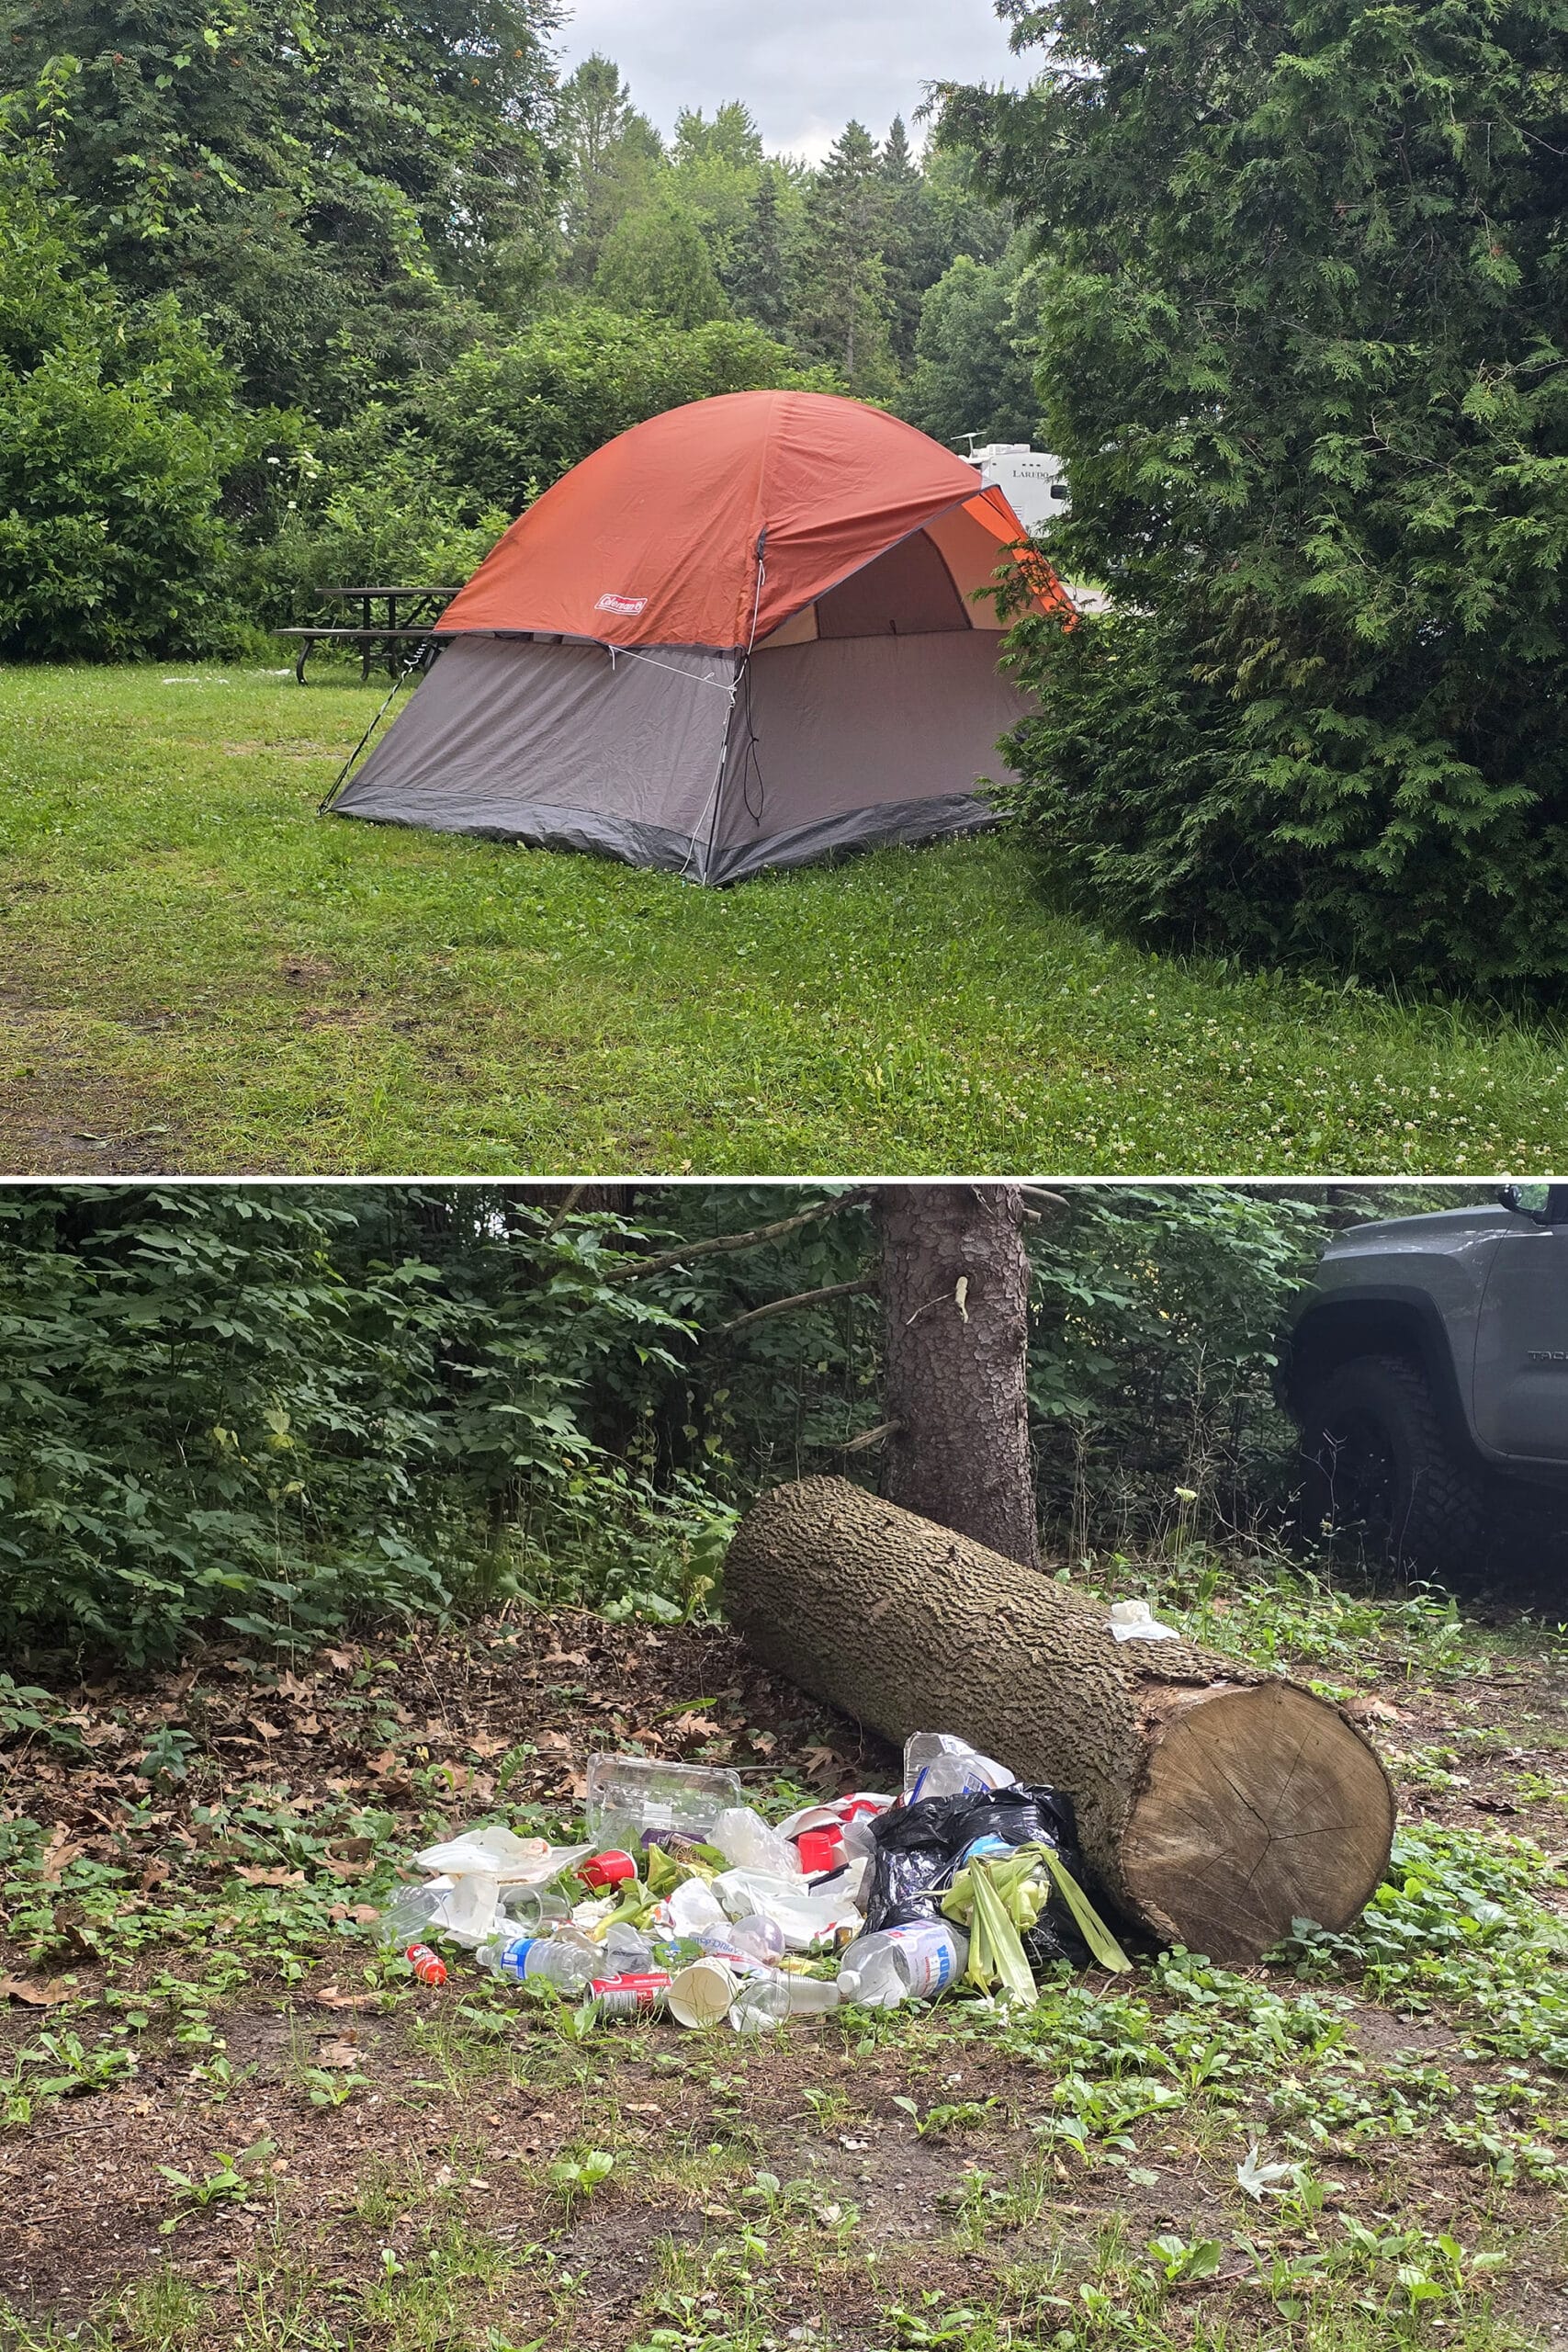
725,1476 -> 1395,1963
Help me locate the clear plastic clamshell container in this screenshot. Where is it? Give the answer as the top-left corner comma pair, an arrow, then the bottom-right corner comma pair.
585,1754 -> 743,1848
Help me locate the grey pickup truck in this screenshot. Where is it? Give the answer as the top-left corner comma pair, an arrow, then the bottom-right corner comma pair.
1283,1185 -> 1568,1576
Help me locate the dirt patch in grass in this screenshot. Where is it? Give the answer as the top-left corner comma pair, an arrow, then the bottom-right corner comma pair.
0,990 -> 191,1173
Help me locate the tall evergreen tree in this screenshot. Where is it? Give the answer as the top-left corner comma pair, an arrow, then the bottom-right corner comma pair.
793,120 -> 896,394
878,114 -> 938,371
728,167 -> 791,334
557,52 -> 665,286
944,0 -> 1568,990
672,101 -> 764,172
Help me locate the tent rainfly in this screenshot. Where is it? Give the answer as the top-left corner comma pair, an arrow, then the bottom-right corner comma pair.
326,390 -> 1076,884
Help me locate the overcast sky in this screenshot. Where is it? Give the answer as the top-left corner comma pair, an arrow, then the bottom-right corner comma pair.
554,0 -> 1025,162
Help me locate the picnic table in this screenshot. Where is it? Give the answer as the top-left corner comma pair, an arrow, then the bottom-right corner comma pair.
276,587 -> 462,684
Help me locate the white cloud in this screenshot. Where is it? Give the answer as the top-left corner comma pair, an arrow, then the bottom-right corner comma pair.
554,0 -> 1025,154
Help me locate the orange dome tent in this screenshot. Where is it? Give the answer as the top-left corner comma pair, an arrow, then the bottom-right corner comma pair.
328,390 -> 1074,883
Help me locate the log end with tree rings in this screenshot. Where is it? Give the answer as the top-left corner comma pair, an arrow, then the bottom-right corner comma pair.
1120,1679 -> 1396,1960
725,1476 -> 1396,1964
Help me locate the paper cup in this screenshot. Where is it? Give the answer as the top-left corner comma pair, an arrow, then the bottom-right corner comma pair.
668,1956 -> 743,2029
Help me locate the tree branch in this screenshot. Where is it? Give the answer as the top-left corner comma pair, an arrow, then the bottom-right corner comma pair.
839,1418 -> 904,1453
603,1190 -> 870,1285
715,1274 -> 877,1336
544,1182 -> 586,1236
1020,1185 -> 1073,1214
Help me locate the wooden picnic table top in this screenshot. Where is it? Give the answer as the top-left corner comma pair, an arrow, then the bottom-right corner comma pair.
276,625 -> 450,639
319,586 -> 463,600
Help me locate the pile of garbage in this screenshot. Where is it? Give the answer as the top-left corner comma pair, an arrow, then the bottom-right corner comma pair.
375,1736 -> 1131,2032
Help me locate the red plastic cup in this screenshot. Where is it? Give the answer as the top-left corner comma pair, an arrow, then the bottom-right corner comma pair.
795,1825 -> 844,1875
578,1849 -> 638,1890
405,1943 -> 447,1985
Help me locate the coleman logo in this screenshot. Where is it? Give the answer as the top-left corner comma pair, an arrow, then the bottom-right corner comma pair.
595,593 -> 648,616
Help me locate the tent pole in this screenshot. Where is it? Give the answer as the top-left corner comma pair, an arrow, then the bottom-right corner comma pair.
696,532 -> 769,886
320,647 -> 432,811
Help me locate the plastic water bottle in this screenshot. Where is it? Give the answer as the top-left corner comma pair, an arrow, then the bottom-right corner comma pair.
728,1973 -> 794,2032
477,1929 -> 598,1994
836,1922 -> 968,2008
730,1971 -> 842,2030
903,1734 -> 1016,1804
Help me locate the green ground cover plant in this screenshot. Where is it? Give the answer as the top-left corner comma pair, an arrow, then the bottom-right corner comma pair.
0,1575 -> 1563,2349
4,668 -> 1567,1176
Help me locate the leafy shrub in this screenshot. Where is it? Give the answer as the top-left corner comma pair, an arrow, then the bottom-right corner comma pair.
0,1188 -> 693,1663
224,409 -> 510,631
413,304 -> 841,514
950,0 -> 1568,989
0,337 -> 237,659
593,195 -> 730,328
0,138 -> 239,658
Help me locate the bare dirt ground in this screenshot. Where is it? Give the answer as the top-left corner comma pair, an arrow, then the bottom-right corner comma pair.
2,1602 -> 1565,2350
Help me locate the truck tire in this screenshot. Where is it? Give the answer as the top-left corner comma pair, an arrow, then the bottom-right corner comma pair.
1297,1352 -> 1487,1580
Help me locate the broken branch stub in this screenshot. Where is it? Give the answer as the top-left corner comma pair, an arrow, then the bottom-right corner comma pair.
724,1476 -> 1395,1963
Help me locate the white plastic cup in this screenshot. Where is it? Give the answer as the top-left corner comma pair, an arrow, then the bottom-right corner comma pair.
728,1973 -> 792,2032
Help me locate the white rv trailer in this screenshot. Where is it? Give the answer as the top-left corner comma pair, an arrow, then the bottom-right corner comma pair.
964,443 -> 1069,534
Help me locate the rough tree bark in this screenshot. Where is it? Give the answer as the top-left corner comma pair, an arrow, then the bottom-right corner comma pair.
726,1477 -> 1395,1962
877,1183 -> 1040,1568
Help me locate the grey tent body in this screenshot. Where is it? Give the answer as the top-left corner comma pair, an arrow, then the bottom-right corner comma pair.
329,522 -> 1038,885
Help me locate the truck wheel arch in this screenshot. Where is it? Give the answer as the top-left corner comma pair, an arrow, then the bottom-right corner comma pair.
1284,1289 -> 1481,1469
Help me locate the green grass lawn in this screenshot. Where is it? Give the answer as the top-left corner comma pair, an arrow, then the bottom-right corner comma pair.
2,661 -> 1565,1175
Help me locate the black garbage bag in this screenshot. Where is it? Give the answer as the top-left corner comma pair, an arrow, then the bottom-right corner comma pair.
863,1781 -> 1100,1968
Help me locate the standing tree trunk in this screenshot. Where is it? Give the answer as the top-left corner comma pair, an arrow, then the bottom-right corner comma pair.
877,1183 -> 1039,1568
726,1478 -> 1396,1962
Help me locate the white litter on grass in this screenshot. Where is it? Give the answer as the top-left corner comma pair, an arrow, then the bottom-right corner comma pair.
1236,2143 -> 1303,2199
1109,1600 -> 1180,1644
160,675 -> 231,685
